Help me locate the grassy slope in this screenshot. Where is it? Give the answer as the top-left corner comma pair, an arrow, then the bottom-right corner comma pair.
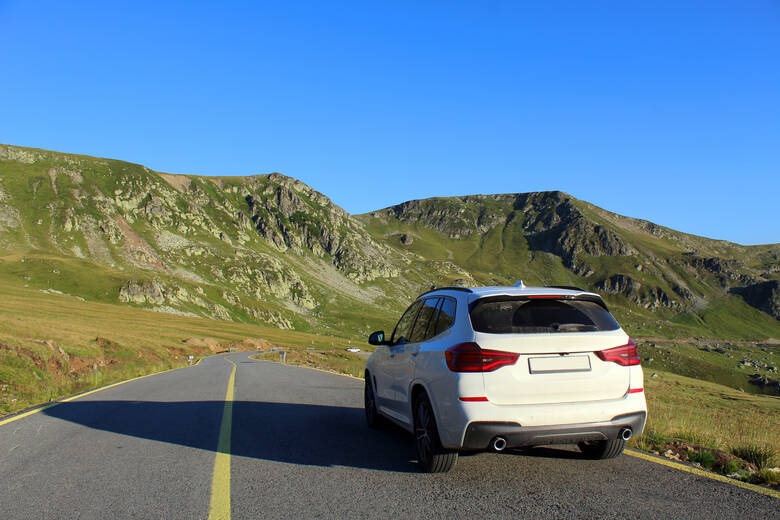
360,212 -> 780,342
637,338 -> 779,395
0,148 -> 403,338
638,369 -> 779,468
0,278 -> 354,416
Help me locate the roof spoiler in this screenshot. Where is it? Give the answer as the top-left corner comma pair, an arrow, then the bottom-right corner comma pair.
546,285 -> 586,292
416,286 -> 473,299
470,292 -> 610,311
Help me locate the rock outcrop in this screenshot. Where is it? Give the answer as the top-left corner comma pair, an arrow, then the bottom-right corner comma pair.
731,281 -> 780,320
596,274 -> 680,310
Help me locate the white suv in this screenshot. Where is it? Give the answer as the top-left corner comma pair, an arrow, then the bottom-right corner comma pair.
365,283 -> 647,473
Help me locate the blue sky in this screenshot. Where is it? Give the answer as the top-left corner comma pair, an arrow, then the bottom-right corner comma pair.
1,1 -> 778,244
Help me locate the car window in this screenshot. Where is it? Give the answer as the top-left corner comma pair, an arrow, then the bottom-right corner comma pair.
433,297 -> 456,336
422,297 -> 443,339
390,300 -> 422,345
469,297 -> 620,333
409,298 -> 440,343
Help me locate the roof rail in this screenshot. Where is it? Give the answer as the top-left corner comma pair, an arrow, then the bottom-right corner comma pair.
417,286 -> 473,299
546,285 -> 586,292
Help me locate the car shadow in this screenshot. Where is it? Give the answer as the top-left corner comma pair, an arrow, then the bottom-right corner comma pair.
457,445 -> 586,461
42,400 -> 419,473
506,446 -> 586,460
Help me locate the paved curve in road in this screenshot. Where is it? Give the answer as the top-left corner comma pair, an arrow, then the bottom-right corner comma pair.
1,352 -> 776,519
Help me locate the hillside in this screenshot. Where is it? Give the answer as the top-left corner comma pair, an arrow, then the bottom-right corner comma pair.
359,193 -> 780,338
0,143 -> 778,398
0,143 -> 413,337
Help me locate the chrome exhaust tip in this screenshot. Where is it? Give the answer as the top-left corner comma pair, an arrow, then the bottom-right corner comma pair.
492,436 -> 507,451
620,428 -> 633,441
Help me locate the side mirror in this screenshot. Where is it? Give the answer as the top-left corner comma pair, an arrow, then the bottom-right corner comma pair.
368,330 -> 388,346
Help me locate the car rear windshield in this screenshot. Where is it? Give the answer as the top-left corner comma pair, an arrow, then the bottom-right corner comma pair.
469,297 -> 620,334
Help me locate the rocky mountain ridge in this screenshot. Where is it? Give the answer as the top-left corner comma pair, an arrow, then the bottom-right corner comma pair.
0,143 -> 778,340
364,193 -> 778,320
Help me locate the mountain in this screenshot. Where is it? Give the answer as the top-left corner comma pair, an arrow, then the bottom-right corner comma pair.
1,143 -> 778,341
360,193 -> 780,338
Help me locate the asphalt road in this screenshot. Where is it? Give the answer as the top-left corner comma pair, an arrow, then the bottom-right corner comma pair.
0,352 -> 776,519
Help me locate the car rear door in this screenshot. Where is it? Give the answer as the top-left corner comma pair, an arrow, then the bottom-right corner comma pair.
392,297 -> 441,419
376,300 -> 421,420
471,296 -> 632,405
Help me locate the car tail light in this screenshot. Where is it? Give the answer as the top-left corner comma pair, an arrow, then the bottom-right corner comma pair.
595,339 -> 640,366
445,343 -> 519,372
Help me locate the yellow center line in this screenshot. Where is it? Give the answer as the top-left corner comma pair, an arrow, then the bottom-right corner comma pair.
208,358 -> 237,520
625,449 -> 780,499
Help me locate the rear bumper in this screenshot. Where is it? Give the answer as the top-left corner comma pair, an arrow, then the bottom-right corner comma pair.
461,411 -> 647,450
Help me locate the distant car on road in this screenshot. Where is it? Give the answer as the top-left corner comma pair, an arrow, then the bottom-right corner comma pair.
364,283 -> 647,472
346,347 -> 361,353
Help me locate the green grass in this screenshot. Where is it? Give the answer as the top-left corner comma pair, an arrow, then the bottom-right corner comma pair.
635,338 -> 779,396
722,458 -> 743,475
633,370 -> 779,467
688,449 -> 716,469
751,469 -> 780,486
731,444 -> 778,470
690,299 -> 773,342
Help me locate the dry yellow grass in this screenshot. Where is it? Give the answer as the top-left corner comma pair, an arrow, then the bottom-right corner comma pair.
634,370 -> 779,465
253,348 -> 366,379
0,283 -> 350,415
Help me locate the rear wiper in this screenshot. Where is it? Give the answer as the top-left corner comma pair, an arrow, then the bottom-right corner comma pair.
552,323 -> 597,332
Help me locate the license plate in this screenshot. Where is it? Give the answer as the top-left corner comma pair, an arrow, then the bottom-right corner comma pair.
528,355 -> 591,374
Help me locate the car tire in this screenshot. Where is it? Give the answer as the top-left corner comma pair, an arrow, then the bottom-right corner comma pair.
578,438 -> 626,459
414,392 -> 458,473
364,375 -> 385,429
